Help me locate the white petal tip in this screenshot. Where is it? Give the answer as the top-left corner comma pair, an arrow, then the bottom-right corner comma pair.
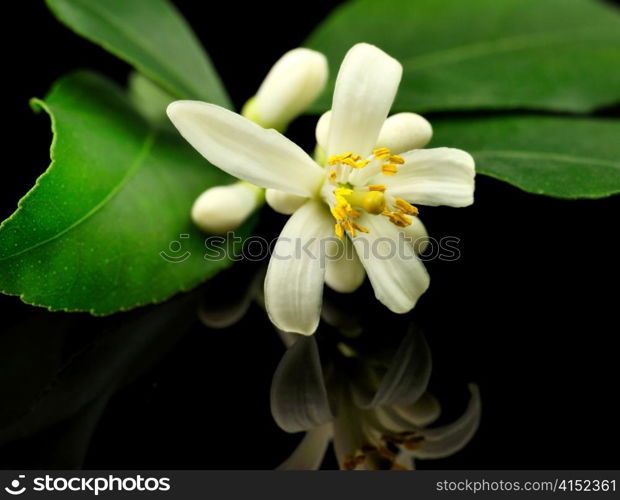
166,99 -> 203,120
269,318 -> 319,336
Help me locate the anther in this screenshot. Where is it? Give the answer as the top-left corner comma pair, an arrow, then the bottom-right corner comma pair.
394,198 -> 419,216
381,163 -> 398,176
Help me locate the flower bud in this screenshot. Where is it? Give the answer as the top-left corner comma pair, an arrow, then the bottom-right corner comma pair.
242,48 -> 328,131
191,182 -> 263,234
376,112 -> 433,153
265,188 -> 307,215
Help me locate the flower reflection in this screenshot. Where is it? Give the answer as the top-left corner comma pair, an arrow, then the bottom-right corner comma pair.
197,264 -> 481,470
271,317 -> 480,470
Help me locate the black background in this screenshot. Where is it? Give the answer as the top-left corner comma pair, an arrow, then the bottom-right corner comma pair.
1,0 -> 619,470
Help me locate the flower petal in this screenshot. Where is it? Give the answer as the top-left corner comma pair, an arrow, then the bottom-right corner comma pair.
415,384 -> 481,459
327,43 -> 402,158
381,148 -> 475,207
277,424 -> 333,470
167,101 -> 324,196
271,336 -> 333,433
355,326 -> 432,409
394,392 -> 442,428
265,189 -> 308,215
400,216 -> 429,254
351,214 -> 430,314
315,110 -> 331,152
324,237 -> 366,293
264,201 -> 334,334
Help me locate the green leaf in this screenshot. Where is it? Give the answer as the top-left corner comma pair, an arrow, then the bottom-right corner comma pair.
0,71 -> 251,314
431,115 -> 620,198
307,0 -> 620,113
46,0 -> 231,107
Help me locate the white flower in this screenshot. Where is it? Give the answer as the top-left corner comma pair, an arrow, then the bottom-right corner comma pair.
241,48 -> 328,131
167,43 -> 475,335
191,182 -> 263,234
272,331 -> 481,470
278,385 -> 481,470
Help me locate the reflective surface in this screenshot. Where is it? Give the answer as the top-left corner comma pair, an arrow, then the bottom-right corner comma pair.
1,267 -> 482,470
1,247 -> 618,469
2,0 -> 619,470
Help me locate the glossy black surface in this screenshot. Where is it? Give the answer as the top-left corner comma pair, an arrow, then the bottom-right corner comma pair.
1,0 -> 619,470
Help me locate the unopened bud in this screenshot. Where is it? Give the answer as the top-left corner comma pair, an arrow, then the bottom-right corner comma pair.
376,112 -> 433,153
191,182 -> 263,234
242,48 -> 328,131
265,189 -> 307,215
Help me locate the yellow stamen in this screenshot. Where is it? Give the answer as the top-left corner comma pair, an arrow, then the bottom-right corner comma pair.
338,156 -> 369,169
391,212 -> 412,227
344,220 -> 356,238
327,151 -> 372,170
334,187 -> 353,196
382,210 -> 412,227
347,207 -> 362,218
373,147 -> 391,160
351,222 -> 369,234
327,148 -> 409,238
381,163 -> 398,176
327,152 -> 353,165
331,205 -> 347,221
394,198 -> 419,216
